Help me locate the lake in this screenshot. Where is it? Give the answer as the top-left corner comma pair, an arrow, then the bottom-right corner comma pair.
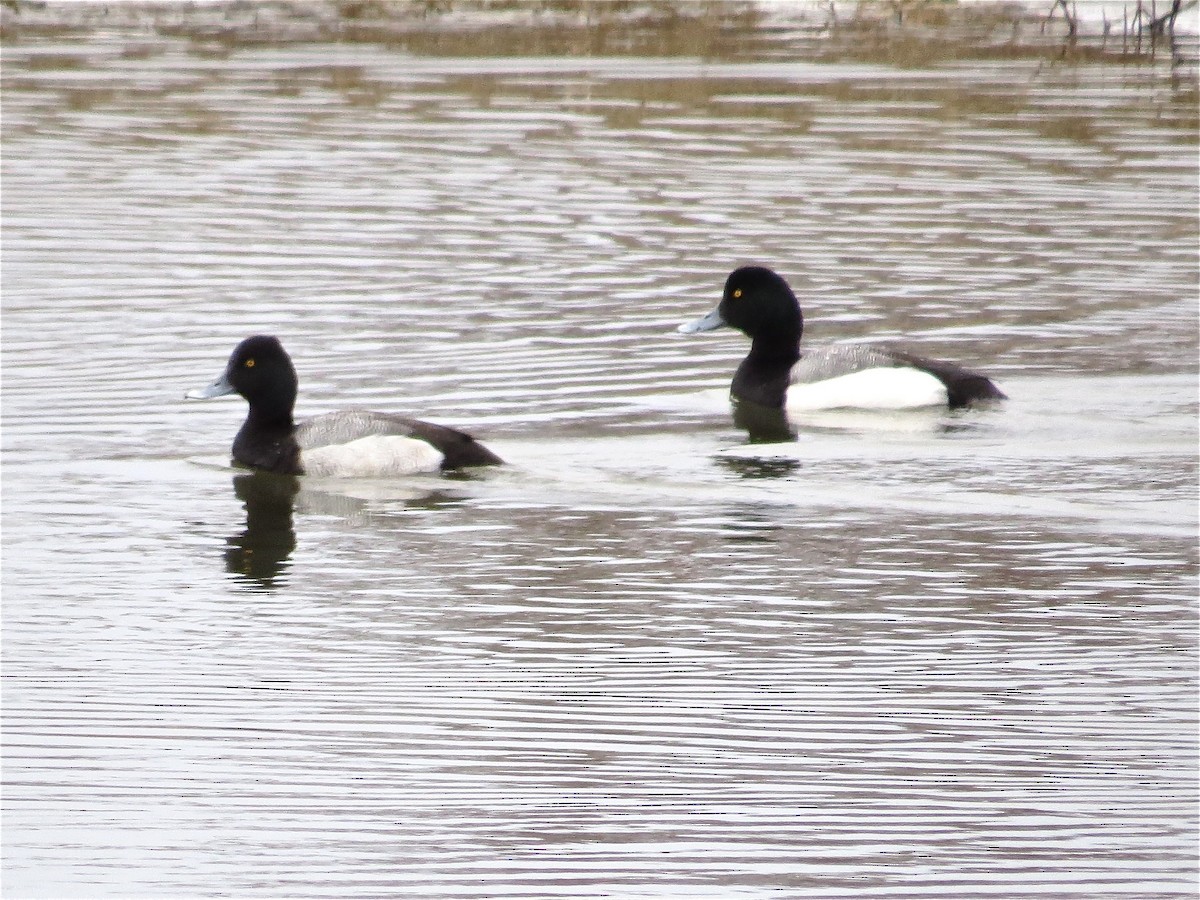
2,2 -> 1197,897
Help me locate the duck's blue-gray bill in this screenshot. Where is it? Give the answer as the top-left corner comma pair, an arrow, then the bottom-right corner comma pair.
677,307 -> 727,334
185,373 -> 235,400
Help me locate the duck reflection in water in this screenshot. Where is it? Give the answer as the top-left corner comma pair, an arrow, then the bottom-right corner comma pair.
222,471 -> 479,591
732,387 -> 981,444
716,398 -> 804,479
732,396 -> 797,445
225,471 -> 299,592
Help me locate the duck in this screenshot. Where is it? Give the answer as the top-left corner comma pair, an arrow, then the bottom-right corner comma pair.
679,266 -> 1006,411
186,335 -> 502,476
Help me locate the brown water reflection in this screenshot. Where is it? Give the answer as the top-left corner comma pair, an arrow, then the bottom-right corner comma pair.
2,3 -> 1197,898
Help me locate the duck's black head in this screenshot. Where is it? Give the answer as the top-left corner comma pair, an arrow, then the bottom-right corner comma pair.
188,335 -> 298,424
226,335 -> 296,409
718,266 -> 804,347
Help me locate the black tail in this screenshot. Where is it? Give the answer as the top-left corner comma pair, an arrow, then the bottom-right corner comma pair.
893,349 -> 1007,409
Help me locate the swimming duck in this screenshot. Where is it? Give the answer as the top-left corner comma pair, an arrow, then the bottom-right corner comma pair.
679,266 -> 1006,411
186,335 -> 502,476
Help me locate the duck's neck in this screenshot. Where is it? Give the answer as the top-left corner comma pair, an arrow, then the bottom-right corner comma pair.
732,339 -> 801,409
246,402 -> 294,430
233,401 -> 299,473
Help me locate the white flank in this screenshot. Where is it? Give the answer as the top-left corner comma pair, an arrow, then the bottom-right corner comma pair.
787,367 -> 948,411
301,435 -> 445,477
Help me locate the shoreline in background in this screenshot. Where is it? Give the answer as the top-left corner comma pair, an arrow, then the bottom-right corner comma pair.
1,0 -> 1196,71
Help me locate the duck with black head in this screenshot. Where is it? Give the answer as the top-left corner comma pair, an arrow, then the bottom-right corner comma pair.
679,266 -> 1006,412
186,335 -> 502,476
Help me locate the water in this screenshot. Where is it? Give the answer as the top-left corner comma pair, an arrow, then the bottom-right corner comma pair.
2,5 -> 1197,898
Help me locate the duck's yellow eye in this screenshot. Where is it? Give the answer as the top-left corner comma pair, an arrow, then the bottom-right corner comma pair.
244,358 -> 255,368
732,288 -> 743,299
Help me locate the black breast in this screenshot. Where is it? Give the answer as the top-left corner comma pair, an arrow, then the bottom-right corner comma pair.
233,423 -> 303,474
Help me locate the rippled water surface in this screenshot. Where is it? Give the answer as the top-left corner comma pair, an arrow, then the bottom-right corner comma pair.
2,6 -> 1197,898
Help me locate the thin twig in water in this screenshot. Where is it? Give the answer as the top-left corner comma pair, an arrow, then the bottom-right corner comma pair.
1047,0 -> 1078,36
1150,0 -> 1193,35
